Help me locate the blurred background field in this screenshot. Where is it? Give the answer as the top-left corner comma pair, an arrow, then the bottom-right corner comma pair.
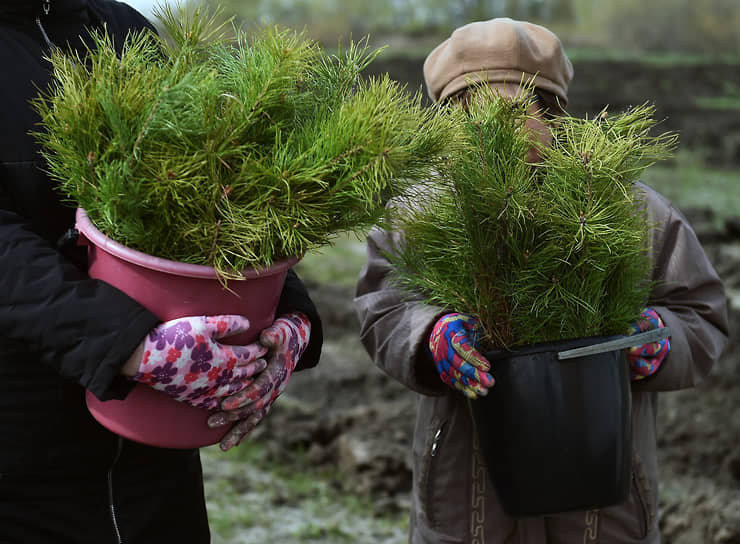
130,0 -> 740,56
123,1 -> 740,542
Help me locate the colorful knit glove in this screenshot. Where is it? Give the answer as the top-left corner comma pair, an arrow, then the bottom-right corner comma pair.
627,308 -> 670,381
428,313 -> 494,399
133,315 -> 268,411
208,312 -> 311,451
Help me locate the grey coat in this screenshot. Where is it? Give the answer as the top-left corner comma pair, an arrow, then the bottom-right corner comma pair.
354,183 -> 729,543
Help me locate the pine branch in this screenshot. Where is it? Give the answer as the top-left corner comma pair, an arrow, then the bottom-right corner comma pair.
32,6 -> 457,279
389,84 -> 676,349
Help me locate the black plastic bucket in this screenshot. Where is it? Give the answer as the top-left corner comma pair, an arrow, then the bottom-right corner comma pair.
468,335 -> 632,517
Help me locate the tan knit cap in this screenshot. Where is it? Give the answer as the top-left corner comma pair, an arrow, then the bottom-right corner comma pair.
423,18 -> 574,108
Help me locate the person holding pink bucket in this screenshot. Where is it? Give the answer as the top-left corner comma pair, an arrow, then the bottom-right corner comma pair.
75,207 -> 321,451
0,1 -> 322,543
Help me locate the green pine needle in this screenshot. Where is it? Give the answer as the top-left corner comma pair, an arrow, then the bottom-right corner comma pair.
388,84 -> 677,350
32,3 -> 456,279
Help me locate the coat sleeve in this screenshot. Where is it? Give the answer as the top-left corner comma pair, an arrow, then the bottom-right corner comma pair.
633,184 -> 729,392
0,3 -> 165,400
354,224 -> 449,396
276,268 -> 323,371
0,209 -> 160,400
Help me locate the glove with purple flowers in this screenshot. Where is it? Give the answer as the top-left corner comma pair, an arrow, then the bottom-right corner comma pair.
627,308 -> 671,380
208,312 -> 311,451
133,315 -> 268,411
428,312 -> 494,399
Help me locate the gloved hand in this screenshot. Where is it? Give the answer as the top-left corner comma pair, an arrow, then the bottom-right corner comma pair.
133,315 -> 268,410
428,313 -> 494,399
627,308 -> 670,380
207,312 -> 311,451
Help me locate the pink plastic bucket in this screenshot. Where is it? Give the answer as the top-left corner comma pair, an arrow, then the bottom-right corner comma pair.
76,208 -> 299,449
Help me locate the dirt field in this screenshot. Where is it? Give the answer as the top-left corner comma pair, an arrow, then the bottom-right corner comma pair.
366,57 -> 740,167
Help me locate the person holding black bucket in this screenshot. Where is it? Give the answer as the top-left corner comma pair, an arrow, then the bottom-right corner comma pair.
355,18 -> 729,543
0,1 -> 322,542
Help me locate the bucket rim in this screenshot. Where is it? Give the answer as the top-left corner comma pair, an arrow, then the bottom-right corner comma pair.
75,207 -> 300,280
483,334 -> 627,361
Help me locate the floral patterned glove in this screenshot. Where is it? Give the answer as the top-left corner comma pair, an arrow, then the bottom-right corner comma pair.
207,312 -> 311,451
133,315 -> 268,410
428,313 -> 494,399
627,308 -> 671,380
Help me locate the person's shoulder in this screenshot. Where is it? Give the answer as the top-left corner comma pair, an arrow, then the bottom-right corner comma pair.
634,181 -> 698,233
634,180 -> 678,216
88,0 -> 157,34
634,181 -> 671,208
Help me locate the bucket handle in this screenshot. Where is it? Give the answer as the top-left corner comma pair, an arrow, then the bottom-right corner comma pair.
557,327 -> 671,360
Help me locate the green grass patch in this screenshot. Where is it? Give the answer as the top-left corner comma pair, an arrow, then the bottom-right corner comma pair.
357,44 -> 740,66
563,47 -> 740,66
201,441 -> 408,543
294,232 -> 369,288
641,150 -> 740,225
695,96 -> 740,111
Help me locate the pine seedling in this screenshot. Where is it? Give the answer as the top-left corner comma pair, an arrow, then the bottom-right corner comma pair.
32,3 -> 457,279
389,84 -> 677,350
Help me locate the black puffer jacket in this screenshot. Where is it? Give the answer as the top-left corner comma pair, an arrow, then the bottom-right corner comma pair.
0,1 -> 322,541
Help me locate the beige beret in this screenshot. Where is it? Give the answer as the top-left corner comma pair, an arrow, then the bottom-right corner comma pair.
423,18 -> 574,108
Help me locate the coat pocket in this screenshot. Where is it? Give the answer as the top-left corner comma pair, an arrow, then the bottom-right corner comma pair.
596,449 -> 655,542
629,452 -> 653,539
418,416 -> 447,528
414,394 -> 474,538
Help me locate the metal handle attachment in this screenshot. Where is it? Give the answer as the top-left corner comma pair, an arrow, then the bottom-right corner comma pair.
557,327 -> 671,361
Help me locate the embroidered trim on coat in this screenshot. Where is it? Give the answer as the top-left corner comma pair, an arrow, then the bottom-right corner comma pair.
471,432 -> 486,544
583,509 -> 599,543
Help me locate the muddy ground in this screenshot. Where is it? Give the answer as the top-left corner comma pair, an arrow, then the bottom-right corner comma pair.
207,59 -> 740,543
252,214 -> 740,543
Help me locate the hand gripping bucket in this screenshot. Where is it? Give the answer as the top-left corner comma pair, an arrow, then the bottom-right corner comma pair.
76,208 -> 299,449
468,335 -> 634,517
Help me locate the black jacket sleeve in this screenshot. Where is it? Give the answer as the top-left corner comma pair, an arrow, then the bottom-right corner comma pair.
0,1 -> 162,400
87,0 -> 158,40
0,209 -> 160,399
276,268 -> 323,371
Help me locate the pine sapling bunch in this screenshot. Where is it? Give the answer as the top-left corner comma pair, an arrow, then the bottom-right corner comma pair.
389,84 -> 678,350
33,4 -> 456,277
